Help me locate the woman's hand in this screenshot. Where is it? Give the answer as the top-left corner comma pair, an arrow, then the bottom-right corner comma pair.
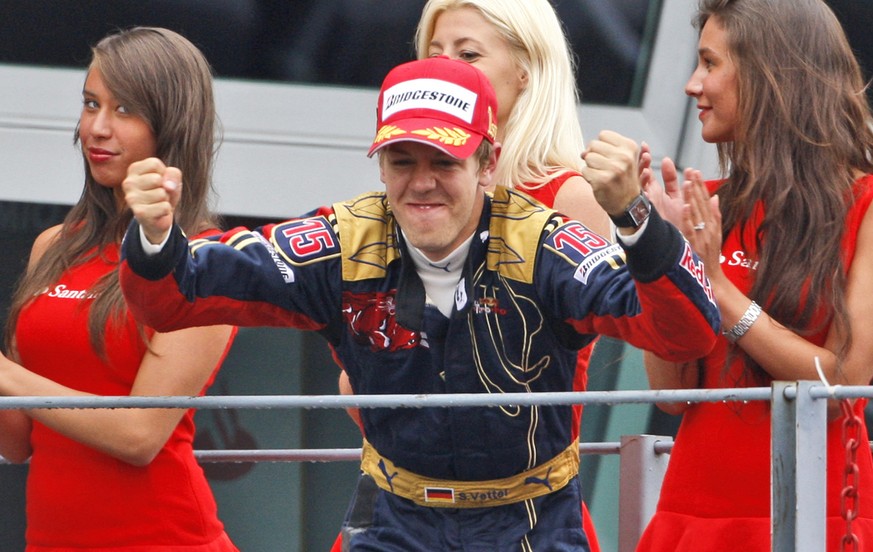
642,156 -> 688,230
682,170 -> 724,282
0,352 -> 34,463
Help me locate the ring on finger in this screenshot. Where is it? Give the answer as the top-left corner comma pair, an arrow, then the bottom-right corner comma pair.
693,222 -> 706,231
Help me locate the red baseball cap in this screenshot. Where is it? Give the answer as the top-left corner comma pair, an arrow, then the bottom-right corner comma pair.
368,56 -> 498,159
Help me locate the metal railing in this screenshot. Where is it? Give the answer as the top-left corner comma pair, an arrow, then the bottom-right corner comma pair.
1,381 -> 870,552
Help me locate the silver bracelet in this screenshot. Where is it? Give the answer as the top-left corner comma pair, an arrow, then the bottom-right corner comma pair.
723,301 -> 762,344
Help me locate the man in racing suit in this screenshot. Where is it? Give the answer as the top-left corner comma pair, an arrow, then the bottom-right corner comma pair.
119,56 -> 720,551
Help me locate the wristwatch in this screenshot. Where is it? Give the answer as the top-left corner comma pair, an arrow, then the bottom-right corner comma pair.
609,193 -> 651,229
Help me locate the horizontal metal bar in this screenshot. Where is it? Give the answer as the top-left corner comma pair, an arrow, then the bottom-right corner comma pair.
190,442 -> 629,464
0,387 -> 779,410
0,441 -> 631,465
195,448 -> 363,463
806,384 -> 873,400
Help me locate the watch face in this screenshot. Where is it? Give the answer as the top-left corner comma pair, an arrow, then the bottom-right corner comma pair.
609,194 -> 651,228
629,197 -> 650,225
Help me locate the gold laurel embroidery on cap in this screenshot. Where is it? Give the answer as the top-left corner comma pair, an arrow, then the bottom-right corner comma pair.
411,127 -> 470,146
487,106 -> 497,140
374,125 -> 407,144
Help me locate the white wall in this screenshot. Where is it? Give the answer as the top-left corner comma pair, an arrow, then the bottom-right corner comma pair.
0,65 -> 379,217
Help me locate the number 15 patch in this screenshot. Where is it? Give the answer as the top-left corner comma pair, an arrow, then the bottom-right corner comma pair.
544,222 -> 624,284
274,216 -> 340,265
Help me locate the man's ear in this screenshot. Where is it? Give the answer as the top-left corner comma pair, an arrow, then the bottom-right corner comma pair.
478,143 -> 501,188
378,155 -> 387,184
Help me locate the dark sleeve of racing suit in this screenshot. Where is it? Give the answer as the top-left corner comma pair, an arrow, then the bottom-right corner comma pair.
119,210 -> 344,336
536,206 -> 719,361
119,204 -> 719,362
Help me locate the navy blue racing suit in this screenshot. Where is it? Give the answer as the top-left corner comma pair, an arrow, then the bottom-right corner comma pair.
120,186 -> 719,551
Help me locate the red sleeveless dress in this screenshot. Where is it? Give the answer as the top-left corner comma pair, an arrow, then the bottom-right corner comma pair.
636,175 -> 873,551
16,242 -> 238,551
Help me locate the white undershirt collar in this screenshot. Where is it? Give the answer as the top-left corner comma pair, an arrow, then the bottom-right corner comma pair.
402,230 -> 474,317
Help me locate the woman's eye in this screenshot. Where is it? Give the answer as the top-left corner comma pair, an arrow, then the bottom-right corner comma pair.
83,99 -> 98,109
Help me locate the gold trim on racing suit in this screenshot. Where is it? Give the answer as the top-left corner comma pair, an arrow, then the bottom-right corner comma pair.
360,438 -> 580,508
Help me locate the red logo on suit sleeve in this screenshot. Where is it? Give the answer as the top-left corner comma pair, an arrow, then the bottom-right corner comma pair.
679,243 -> 715,304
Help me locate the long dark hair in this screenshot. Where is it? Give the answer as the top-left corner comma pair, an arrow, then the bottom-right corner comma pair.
5,27 -> 220,358
697,0 -> 873,375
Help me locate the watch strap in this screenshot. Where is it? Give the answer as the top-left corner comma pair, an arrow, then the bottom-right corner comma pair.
609,193 -> 651,229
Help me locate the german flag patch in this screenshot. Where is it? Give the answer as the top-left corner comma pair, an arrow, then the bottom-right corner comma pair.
424,487 -> 455,504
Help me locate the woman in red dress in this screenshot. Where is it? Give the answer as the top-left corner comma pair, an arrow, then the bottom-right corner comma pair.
637,0 -> 873,549
0,28 -> 238,551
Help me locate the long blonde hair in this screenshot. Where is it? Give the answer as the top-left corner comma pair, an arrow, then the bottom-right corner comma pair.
416,0 -> 584,190
5,27 -> 220,358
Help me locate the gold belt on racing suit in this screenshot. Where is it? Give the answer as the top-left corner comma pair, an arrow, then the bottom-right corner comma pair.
360,438 -> 580,508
